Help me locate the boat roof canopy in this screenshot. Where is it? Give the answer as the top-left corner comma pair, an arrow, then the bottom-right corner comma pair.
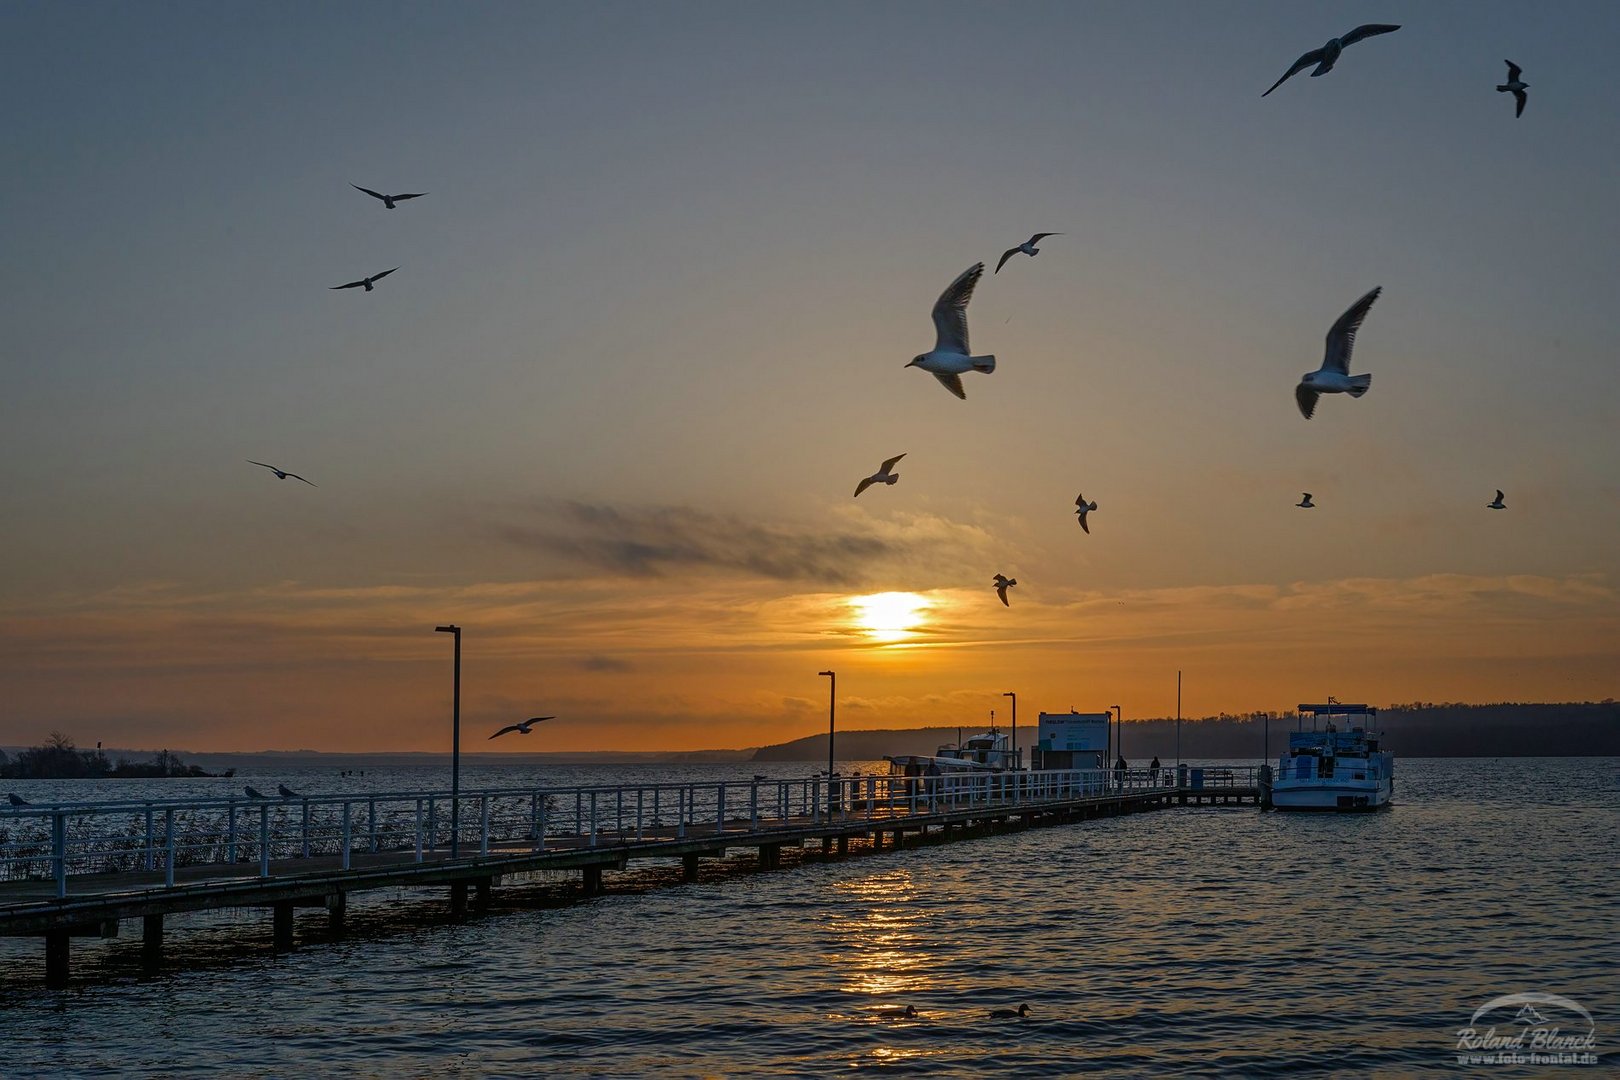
1297,703 -> 1375,715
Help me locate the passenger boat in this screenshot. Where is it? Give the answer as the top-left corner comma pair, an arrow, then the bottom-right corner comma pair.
885,729 -> 1014,780
1271,701 -> 1393,811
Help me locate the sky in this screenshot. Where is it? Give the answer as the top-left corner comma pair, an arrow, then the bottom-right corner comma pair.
2,2 -> 1617,753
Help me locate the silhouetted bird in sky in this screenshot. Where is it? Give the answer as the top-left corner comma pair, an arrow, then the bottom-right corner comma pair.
993,574 -> 1017,606
1488,490 -> 1506,510
906,263 -> 995,400
1295,286 -> 1381,419
1075,493 -> 1097,533
854,453 -> 906,497
330,267 -> 398,292
489,716 -> 555,739
7,793 -> 29,807
995,232 -> 1062,274
244,785 -> 269,799
1262,24 -> 1401,97
247,460 -> 316,486
1297,493 -> 1315,508
1497,61 -> 1528,118
351,184 -> 428,209
277,784 -> 300,798
989,1003 -> 1030,1019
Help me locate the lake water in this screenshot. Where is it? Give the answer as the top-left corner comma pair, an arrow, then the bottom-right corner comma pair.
3,758 -> 1616,1076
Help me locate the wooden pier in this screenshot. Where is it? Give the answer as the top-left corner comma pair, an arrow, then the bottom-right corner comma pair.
1,767 -> 1259,987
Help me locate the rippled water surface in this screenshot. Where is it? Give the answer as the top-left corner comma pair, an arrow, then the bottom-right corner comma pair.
4,758 -> 1616,1076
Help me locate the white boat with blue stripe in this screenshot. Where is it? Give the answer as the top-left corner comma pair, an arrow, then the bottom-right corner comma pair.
1272,701 -> 1393,811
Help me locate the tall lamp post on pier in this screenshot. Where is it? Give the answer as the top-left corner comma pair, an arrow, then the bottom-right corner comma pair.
1001,691 -> 1017,769
1110,704 -> 1122,764
435,624 -> 462,858
818,670 -> 836,822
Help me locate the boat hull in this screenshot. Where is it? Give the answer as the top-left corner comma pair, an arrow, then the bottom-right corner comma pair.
1271,782 -> 1392,812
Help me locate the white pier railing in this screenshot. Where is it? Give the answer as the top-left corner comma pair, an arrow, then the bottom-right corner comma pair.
0,767 -> 1256,898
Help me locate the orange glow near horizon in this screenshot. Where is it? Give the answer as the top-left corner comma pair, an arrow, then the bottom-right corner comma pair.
850,592 -> 933,644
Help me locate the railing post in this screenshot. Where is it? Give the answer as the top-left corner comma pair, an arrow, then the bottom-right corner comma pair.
53,812 -> 67,899
536,796 -> 547,852
676,787 -> 686,839
749,781 -> 759,832
342,801 -> 352,870
259,804 -> 271,878
480,795 -> 490,857
143,805 -> 155,871
368,797 -> 378,854
300,800 -> 311,859
589,791 -> 598,848
414,798 -> 424,863
427,797 -> 437,853
227,801 -> 238,863
637,788 -> 645,842
164,808 -> 176,887
716,783 -> 725,836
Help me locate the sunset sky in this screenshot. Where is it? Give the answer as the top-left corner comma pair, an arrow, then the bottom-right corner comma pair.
3,2 -> 1617,753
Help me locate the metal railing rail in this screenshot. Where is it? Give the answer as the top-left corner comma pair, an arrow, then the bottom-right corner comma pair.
0,768 -> 1259,898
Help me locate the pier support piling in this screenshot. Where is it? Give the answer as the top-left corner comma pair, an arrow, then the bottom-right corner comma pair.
450,882 -> 469,919
757,843 -> 781,870
45,930 -> 69,989
836,835 -> 849,855
142,914 -> 163,973
272,901 -> 295,954
474,878 -> 492,911
326,892 -> 346,934
681,854 -> 700,883
581,866 -> 604,895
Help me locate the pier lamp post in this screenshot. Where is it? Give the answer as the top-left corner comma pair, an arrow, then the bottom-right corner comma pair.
1002,692 -> 1017,769
435,624 -> 462,858
818,671 -> 836,822
1110,704 -> 1122,764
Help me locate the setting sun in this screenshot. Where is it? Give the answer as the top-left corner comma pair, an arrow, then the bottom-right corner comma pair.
849,592 -> 932,644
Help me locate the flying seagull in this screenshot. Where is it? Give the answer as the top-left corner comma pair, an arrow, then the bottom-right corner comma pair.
1487,490 -> 1506,510
854,454 -> 906,497
1295,286 -> 1381,420
351,184 -> 428,209
6,793 -> 28,807
247,460 -> 316,486
993,574 -> 1017,607
244,785 -> 269,799
1497,61 -> 1528,118
906,263 -> 996,399
1297,493 -> 1315,508
1262,24 -> 1401,97
489,716 -> 555,740
989,1004 -> 1030,1019
1075,493 -> 1098,534
277,784 -> 300,799
995,233 -> 1062,274
330,267 -> 398,292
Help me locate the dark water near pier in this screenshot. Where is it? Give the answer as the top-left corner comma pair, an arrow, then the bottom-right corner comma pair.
3,758 -> 1616,1076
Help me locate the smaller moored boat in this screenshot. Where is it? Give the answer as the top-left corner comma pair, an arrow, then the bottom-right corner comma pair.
1271,701 -> 1393,811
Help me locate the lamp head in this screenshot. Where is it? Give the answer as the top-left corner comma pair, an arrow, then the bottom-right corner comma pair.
435,624 -> 459,633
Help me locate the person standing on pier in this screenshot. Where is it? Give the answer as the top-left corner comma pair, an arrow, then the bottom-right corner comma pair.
1114,754 -> 1127,788
1149,756 -> 1161,782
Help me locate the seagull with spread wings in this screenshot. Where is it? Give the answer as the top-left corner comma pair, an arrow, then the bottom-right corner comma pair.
1297,493 -> 1315,508
351,184 -> 428,209
906,263 -> 996,399
854,454 -> 906,497
330,267 -> 398,292
1497,61 -> 1528,118
1075,494 -> 1098,533
247,460 -> 316,486
1262,24 -> 1401,97
490,717 -> 555,740
1487,490 -> 1506,510
993,574 -> 1017,607
1295,287 -> 1381,420
994,232 -> 1062,274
